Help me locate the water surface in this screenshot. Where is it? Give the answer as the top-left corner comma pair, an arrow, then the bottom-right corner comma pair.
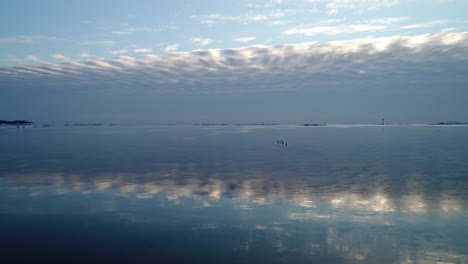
1,125 -> 467,263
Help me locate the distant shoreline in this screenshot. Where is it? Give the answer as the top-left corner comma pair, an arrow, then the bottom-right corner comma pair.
2,120 -> 468,128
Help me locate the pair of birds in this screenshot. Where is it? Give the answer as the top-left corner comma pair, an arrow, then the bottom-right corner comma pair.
276,140 -> 287,146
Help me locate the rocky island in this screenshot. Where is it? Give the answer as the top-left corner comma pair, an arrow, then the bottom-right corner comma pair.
430,121 -> 468,125
301,123 -> 326,126
0,120 -> 48,128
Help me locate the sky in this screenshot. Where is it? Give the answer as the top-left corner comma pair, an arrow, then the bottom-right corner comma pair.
1,0 -> 467,124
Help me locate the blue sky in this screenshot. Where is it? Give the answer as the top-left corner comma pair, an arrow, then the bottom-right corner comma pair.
1,0 -> 468,124
1,0 -> 467,66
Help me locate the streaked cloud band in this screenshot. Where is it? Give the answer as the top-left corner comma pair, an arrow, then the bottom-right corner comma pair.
1,32 -> 467,94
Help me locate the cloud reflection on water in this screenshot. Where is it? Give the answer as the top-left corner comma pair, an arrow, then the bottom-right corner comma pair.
1,175 -> 467,263
2,166 -> 466,215
1,126 -> 467,263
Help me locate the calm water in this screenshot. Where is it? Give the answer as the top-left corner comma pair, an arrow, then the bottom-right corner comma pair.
1,125 -> 467,263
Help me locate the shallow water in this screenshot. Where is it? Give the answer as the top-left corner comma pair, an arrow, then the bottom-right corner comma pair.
1,125 -> 467,263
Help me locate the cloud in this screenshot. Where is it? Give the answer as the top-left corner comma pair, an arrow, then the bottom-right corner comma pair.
285,17 -> 405,36
250,14 -> 268,21
192,9 -> 298,25
441,28 -> 455,32
191,13 -> 242,25
79,53 -> 91,58
164,44 -> 180,53
6,55 -> 40,63
124,25 -> 178,33
234,37 -> 256,42
368,17 -> 407,24
134,48 -> 153,53
6,55 -> 22,62
319,18 -> 346,24
285,24 -> 385,36
24,55 -> 40,61
191,37 -> 215,46
246,0 -> 283,8
1,32 -> 467,95
400,20 -> 448,29
112,31 -> 131,35
109,49 -> 128,55
51,54 -> 69,60
306,0 -> 400,14
0,35 -> 79,45
0,37 -> 35,44
271,20 -> 285,25
80,40 -> 115,46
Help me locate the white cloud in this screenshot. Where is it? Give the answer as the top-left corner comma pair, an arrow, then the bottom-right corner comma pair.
271,20 -> 285,25
80,53 -> 91,58
80,40 -> 115,46
134,48 -> 153,53
0,37 -> 34,44
24,55 -> 40,61
400,20 -> 449,29
192,9 -> 298,25
192,13 -> 240,24
270,9 -> 294,18
368,17 -> 407,24
306,0 -> 400,14
234,36 -> 256,42
250,14 -> 268,21
328,8 -> 338,15
191,37 -> 215,46
2,32 -> 467,95
6,55 -> 22,62
123,25 -> 178,33
198,19 -> 219,25
441,28 -> 455,32
109,50 -> 128,55
112,31 -> 131,35
0,35 -> 77,45
51,54 -> 70,60
285,24 -> 385,36
164,44 -> 180,53
319,18 -> 346,24
285,17 -> 405,36
246,0 -> 283,8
